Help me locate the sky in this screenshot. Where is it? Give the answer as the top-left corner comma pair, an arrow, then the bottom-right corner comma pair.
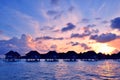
0,0 -> 120,55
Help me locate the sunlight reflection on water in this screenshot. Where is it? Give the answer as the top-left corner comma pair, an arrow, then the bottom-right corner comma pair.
0,60 -> 120,80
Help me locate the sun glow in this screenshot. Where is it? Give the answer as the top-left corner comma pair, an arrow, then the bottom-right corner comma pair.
93,43 -> 115,55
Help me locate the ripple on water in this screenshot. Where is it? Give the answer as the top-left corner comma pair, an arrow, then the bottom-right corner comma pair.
0,60 -> 120,80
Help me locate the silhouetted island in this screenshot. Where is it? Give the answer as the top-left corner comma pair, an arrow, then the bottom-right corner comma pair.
4,50 -> 120,62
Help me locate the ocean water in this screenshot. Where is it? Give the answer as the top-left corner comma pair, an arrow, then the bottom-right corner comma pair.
0,60 -> 120,80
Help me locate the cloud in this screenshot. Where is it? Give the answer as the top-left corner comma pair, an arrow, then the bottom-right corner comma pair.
111,17 -> 120,30
101,20 -> 109,24
46,10 -> 63,20
90,33 -> 120,43
0,34 -> 33,55
0,30 -> 3,34
36,36 -> 52,40
54,37 -> 64,40
51,0 -> 60,5
35,36 -> 64,40
0,34 -> 63,54
80,43 -> 91,50
71,27 -> 99,38
52,29 -> 60,32
68,42 -> 79,46
53,12 -> 63,19
86,24 -> 96,27
47,10 -> 59,16
50,44 -> 57,50
92,29 -> 99,33
68,6 -> 75,12
0,35 -> 10,40
71,33 -> 89,38
61,23 -> 76,32
51,44 -> 57,48
95,17 -> 101,20
71,33 -> 80,38
0,7 -> 41,37
81,18 -> 90,23
40,26 -> 54,31
68,41 -> 91,50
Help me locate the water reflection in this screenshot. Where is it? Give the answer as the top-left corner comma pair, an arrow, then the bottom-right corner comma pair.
55,60 -> 71,80
96,60 -> 120,80
54,60 -> 120,80
0,60 -> 120,80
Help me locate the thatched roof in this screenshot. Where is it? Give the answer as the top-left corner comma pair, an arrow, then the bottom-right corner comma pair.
26,51 -> 41,58
67,51 -> 77,55
47,51 -> 58,55
5,51 -> 20,57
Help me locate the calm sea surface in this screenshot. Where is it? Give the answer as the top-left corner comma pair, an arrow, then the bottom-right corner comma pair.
0,60 -> 120,80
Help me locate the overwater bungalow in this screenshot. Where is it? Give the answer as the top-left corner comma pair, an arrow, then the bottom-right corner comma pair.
25,51 -> 41,62
5,51 -> 21,62
64,51 -> 77,62
45,51 -> 59,62
81,51 -> 98,61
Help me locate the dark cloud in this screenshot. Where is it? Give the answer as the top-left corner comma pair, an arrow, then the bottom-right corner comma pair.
50,44 -> 57,50
84,27 -> 99,33
71,33 -> 90,38
68,6 -> 75,12
51,0 -> 59,5
92,29 -> 99,33
37,36 -> 53,40
49,0 -> 63,19
47,10 -> 63,20
54,37 -> 64,40
40,26 -> 54,31
71,28 -> 91,38
68,42 -> 79,46
83,29 -> 91,35
71,31 -> 91,38
86,24 -> 96,27
81,18 -> 90,23
71,33 -> 82,38
53,11 -> 63,20
47,10 -> 59,16
67,42 -> 91,50
35,36 -> 64,40
71,27 -> 99,38
90,33 -> 119,43
61,23 -> 76,32
101,20 -> 109,24
111,17 -> 120,30
80,43 -> 91,50
95,17 -> 101,20
0,30 -> 3,34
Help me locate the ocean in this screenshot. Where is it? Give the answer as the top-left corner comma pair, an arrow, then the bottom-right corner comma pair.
0,59 -> 120,80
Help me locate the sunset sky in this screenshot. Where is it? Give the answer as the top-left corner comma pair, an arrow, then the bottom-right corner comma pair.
0,0 -> 120,55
